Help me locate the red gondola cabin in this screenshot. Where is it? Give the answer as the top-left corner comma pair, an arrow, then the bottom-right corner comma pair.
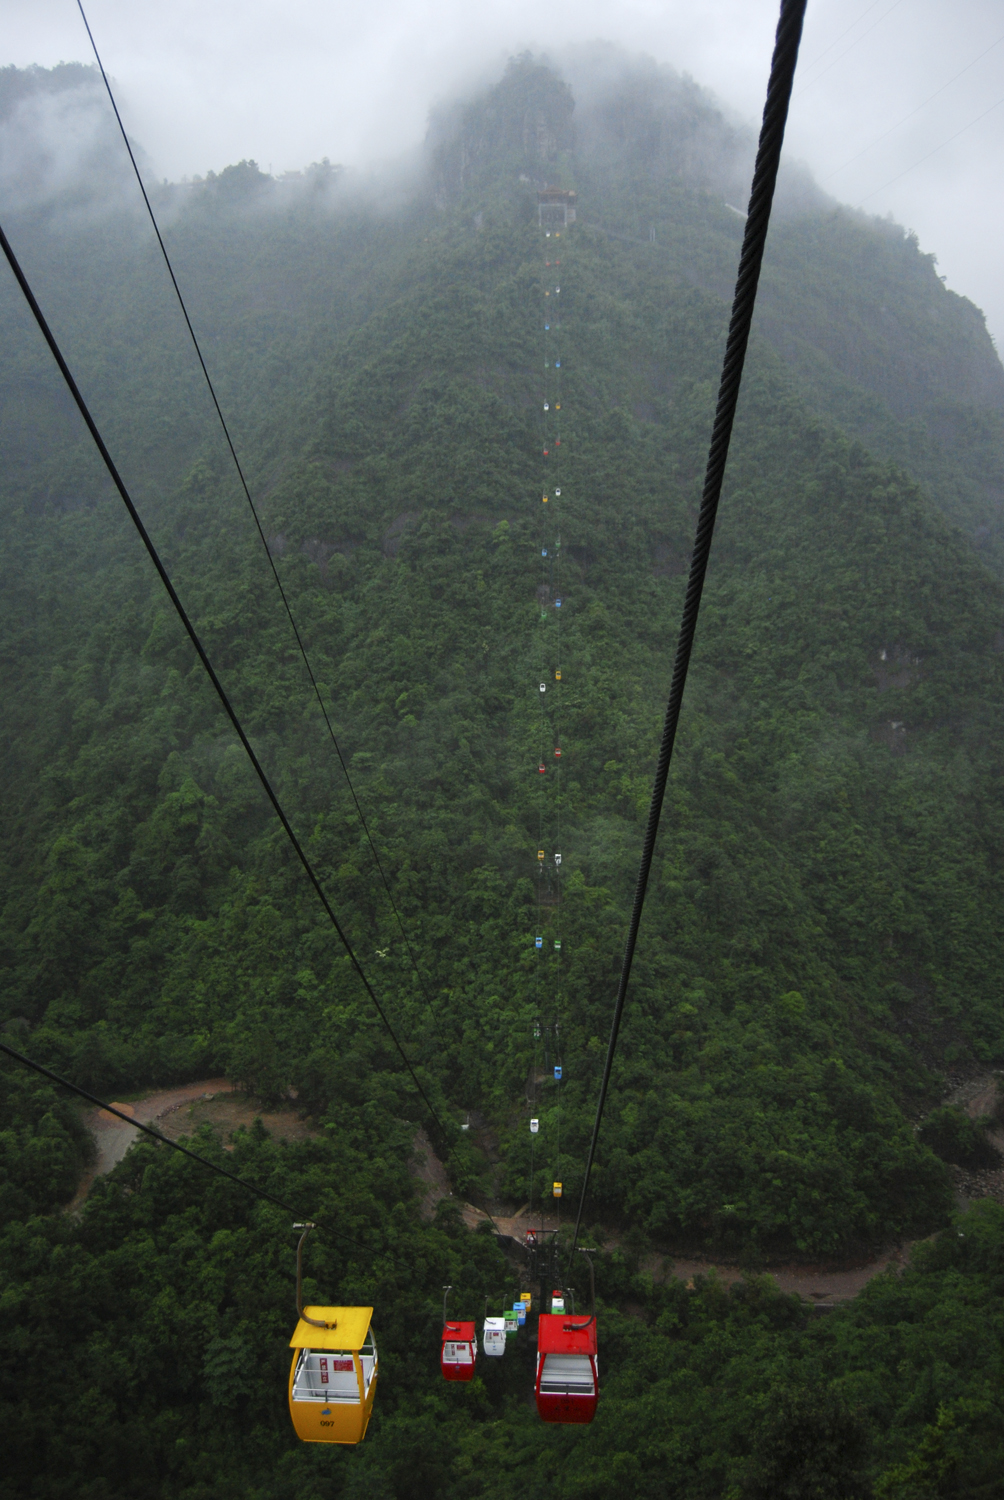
441,1321 -> 477,1382
535,1313 -> 598,1424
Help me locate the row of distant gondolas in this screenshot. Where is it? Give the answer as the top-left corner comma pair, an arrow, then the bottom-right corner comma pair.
290,222 -> 593,1450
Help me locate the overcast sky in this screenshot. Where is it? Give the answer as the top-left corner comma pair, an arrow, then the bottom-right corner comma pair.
6,0 -> 1004,351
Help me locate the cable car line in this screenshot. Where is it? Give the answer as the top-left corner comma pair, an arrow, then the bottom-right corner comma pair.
819,29 -> 1004,185
793,0 -> 886,75
0,1040 -> 372,1253
567,0 -> 808,1267
75,0 -> 437,1027
536,213 -> 569,1245
0,219 -> 450,1150
859,91 -> 1004,204
791,0 -> 902,98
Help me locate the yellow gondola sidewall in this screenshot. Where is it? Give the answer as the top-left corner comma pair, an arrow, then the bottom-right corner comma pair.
288,1349 -> 377,1444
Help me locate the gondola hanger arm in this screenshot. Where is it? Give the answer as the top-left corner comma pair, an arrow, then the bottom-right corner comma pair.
565,1248 -> 597,1330
295,1223 -> 337,1330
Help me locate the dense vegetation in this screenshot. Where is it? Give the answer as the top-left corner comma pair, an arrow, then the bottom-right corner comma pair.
2,51 -> 1004,1496
5,1074 -> 1004,1500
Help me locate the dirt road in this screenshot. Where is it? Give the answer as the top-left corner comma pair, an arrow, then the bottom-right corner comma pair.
75,1077 -> 1000,1308
69,1079 -> 314,1211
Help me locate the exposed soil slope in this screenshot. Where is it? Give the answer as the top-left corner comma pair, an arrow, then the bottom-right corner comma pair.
69,1079 -> 316,1211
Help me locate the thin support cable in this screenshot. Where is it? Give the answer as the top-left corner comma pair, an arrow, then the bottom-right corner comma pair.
76,0 -> 434,1014
0,1040 -> 370,1252
819,29 -> 1004,185
792,0 -> 902,97
859,92 -> 1004,203
567,0 -> 808,1266
531,1022 -> 540,1222
0,220 -> 450,1149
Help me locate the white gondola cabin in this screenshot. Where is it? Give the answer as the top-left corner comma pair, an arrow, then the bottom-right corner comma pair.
483,1316 -> 506,1356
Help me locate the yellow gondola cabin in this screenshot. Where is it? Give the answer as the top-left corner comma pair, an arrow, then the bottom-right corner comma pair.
287,1224 -> 377,1445
288,1305 -> 378,1444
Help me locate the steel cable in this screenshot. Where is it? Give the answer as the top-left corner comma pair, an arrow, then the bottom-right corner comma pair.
75,0 -> 437,1024
568,0 -> 808,1265
860,92 -> 1004,203
819,29 -> 1004,185
0,219 -> 451,1151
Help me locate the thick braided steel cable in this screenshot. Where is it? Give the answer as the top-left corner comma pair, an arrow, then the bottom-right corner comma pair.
568,0 -> 807,1266
0,1041 -> 372,1252
0,220 -> 451,1150
75,1 -> 435,1017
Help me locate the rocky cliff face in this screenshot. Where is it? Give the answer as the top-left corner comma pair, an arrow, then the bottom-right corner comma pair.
426,54 -> 575,207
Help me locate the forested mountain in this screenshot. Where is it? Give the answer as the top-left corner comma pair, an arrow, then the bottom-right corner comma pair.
2,51 -> 1004,1498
